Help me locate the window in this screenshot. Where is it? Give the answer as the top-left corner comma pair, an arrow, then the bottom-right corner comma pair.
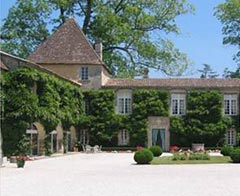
79,129 -> 89,145
31,82 -> 37,94
118,129 -> 129,146
80,67 -> 88,80
224,94 -> 238,115
82,100 -> 90,114
226,129 -> 236,146
171,94 -> 186,115
117,90 -> 132,114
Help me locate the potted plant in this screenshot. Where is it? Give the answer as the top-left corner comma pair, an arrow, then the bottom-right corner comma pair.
16,154 -> 26,168
15,134 -> 30,168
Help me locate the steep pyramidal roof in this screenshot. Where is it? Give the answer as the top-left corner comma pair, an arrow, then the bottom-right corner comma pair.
28,18 -> 103,65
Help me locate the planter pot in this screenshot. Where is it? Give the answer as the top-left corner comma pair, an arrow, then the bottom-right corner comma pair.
10,156 -> 17,163
192,143 -> 205,152
73,147 -> 78,152
16,160 -> 25,168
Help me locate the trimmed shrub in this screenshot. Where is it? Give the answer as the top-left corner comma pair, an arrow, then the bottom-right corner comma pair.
149,145 -> 163,157
221,146 -> 234,156
134,148 -> 154,164
230,149 -> 240,163
172,153 -> 187,161
189,153 -> 210,160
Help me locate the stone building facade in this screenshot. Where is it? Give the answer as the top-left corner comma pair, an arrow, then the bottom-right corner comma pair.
1,18 -> 240,153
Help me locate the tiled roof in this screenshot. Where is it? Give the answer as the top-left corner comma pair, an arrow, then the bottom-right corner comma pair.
28,18 -> 103,65
0,51 -> 81,86
104,78 -> 240,88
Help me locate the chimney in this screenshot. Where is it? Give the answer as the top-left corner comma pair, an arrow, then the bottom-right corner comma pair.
143,68 -> 149,78
94,41 -> 102,60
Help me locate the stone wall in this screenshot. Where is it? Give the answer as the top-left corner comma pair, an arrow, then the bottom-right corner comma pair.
40,64 -> 105,89
147,116 -> 170,151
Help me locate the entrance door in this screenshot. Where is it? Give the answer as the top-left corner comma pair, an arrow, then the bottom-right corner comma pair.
152,129 -> 166,151
32,133 -> 38,155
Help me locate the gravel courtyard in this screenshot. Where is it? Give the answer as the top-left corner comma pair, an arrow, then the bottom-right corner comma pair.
1,153 -> 240,196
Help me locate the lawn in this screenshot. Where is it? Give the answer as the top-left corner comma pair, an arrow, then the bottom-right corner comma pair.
151,156 -> 232,164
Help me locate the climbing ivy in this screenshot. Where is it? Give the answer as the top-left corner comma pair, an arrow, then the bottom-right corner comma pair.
81,90 -> 116,146
78,89 -> 169,147
130,89 -> 169,146
1,67 -> 83,155
170,90 -> 236,147
2,67 -> 239,155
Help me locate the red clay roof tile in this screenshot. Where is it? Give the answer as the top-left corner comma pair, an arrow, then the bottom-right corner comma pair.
104,78 -> 240,88
28,18 -> 103,65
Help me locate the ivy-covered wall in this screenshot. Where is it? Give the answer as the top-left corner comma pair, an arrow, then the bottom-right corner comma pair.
79,89 -> 169,147
1,67 -> 83,155
130,89 -> 169,146
170,90 -> 239,147
1,67 -> 239,155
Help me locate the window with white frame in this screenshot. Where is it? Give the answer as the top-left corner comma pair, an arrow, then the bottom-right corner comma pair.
117,90 -> 132,114
118,129 -> 129,146
80,67 -> 89,80
79,129 -> 89,145
226,129 -> 236,146
224,94 -> 238,115
171,94 -> 186,115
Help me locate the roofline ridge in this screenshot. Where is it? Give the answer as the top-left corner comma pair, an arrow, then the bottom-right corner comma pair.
70,18 -> 112,73
27,19 -> 70,60
1,51 -> 81,86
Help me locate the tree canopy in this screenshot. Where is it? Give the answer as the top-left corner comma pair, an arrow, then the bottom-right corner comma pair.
215,0 -> 240,66
198,64 -> 218,78
1,0 -> 193,77
223,67 -> 240,78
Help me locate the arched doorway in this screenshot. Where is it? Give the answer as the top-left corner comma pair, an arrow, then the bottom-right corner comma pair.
26,124 -> 38,156
50,130 -> 58,153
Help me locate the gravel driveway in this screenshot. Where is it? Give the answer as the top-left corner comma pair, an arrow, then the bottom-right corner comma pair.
1,153 -> 240,196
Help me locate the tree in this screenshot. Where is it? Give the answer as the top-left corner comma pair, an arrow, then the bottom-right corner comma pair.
223,67 -> 240,78
215,0 -> 240,65
0,0 -> 51,58
198,64 -> 219,78
1,0 -> 193,77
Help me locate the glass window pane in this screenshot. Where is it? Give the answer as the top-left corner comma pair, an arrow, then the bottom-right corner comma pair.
224,100 -> 230,114
231,100 -> 237,115
118,98 -> 124,114
172,99 -> 178,114
179,99 -> 185,115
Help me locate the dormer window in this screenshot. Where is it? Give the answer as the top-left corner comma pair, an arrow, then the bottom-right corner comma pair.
81,67 -> 88,80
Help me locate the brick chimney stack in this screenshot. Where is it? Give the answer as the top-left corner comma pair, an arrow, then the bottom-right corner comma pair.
143,68 -> 149,78
94,41 -> 102,60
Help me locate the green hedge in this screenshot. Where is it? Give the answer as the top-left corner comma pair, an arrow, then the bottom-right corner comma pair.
149,145 -> 163,157
230,148 -> 240,163
134,148 -> 153,164
221,146 -> 234,156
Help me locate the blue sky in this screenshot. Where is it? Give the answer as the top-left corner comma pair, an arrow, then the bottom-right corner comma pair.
0,0 -> 238,78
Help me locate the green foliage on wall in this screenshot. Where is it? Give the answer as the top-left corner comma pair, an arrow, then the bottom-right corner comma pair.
1,67 -> 83,155
130,89 -> 169,146
2,67 -> 239,154
170,90 -> 234,147
81,90 -> 116,146
133,89 -> 169,118
79,89 -> 169,147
